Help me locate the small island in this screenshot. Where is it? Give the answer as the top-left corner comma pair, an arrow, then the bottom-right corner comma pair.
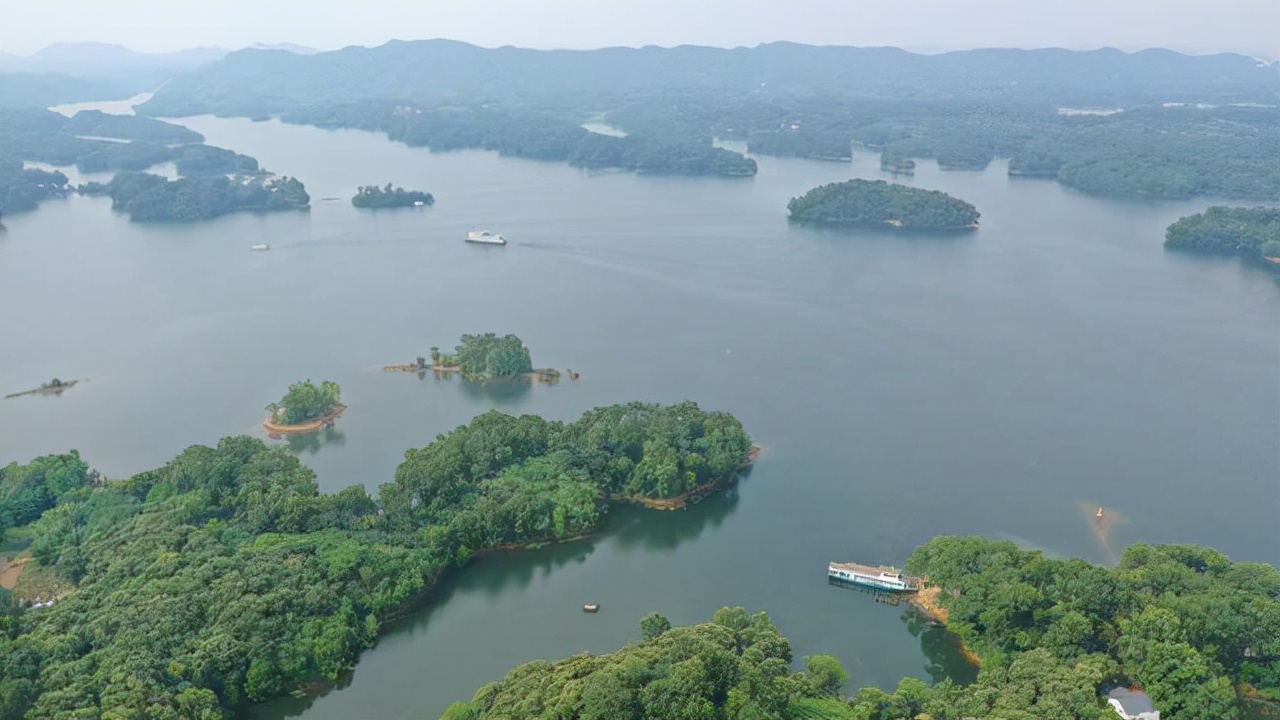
351,183 -> 434,208
879,151 -> 916,175
787,178 -> 980,231
4,378 -> 80,399
1164,206 -> 1280,267
263,379 -> 345,436
387,333 -> 561,383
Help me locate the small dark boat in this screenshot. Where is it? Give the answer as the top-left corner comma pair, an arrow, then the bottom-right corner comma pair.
582,603 -> 599,613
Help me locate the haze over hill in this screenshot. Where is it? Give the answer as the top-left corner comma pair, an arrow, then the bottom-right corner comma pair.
0,0 -> 1276,59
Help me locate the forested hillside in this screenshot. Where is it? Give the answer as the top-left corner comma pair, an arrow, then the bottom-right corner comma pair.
1164,206 -> 1280,262
0,401 -> 754,718
787,179 -> 979,230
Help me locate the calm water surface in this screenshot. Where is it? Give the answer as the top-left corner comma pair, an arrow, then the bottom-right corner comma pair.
2,108 -> 1278,719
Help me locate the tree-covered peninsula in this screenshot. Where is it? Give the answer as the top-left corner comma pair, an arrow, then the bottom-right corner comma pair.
80,169 -> 310,222
0,401 -> 754,718
0,106 -> 308,220
787,179 -> 979,230
352,183 -> 434,208
1164,206 -> 1280,264
448,536 -> 1280,720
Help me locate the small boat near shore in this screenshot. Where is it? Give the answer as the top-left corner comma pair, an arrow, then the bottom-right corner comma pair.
466,230 -> 506,245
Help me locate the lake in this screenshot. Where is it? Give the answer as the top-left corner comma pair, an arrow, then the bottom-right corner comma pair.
2,108 -> 1277,720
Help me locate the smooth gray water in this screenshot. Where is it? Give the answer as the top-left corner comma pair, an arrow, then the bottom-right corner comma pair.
2,110 -> 1278,720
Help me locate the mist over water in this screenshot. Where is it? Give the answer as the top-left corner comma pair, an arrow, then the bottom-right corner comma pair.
2,110 -> 1277,719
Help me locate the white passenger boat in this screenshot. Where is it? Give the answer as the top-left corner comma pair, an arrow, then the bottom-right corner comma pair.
466,230 -> 506,245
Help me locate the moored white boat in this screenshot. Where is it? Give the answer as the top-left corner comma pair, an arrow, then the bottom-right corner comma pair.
828,562 -> 915,592
250,244 -> 270,251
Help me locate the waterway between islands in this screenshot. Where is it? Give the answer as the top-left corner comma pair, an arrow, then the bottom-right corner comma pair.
1,103 -> 1277,719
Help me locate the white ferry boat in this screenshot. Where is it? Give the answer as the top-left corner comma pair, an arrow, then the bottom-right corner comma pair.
828,562 -> 914,592
466,230 -> 506,245
250,244 -> 270,251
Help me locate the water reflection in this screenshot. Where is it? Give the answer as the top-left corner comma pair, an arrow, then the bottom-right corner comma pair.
901,607 -> 979,685
453,376 -> 533,405
280,428 -> 347,455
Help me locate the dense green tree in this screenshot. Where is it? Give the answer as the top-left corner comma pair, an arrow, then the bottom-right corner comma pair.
352,184 -> 434,207
1164,206 -> 1280,262
641,612 -> 673,641
787,179 -> 980,230
271,379 -> 341,424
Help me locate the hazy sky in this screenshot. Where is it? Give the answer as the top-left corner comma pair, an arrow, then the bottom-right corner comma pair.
2,0 -> 1277,58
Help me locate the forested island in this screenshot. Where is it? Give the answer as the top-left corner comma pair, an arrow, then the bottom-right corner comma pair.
0,106 -> 309,220
427,333 -> 560,383
787,179 -> 980,230
131,42 -> 1279,199
0,401 -> 754,718
263,379 -> 343,433
79,170 -> 310,222
447,536 -> 1280,720
352,183 -> 434,208
1164,206 -> 1280,266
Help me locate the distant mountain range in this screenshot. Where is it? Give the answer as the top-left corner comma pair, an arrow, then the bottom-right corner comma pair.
0,41 -> 319,78
136,39 -> 1280,118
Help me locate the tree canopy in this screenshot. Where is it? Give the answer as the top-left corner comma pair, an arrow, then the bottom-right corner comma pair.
82,170 -> 310,222
0,400 -> 753,718
448,536 -> 1279,720
351,183 -> 434,208
787,179 -> 979,230
268,379 -> 341,424
1164,206 -> 1280,262
438,333 -> 535,382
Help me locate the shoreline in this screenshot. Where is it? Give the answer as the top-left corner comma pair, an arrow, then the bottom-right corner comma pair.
908,585 -> 983,666
611,445 -> 761,511
383,363 -> 564,383
263,404 -> 347,436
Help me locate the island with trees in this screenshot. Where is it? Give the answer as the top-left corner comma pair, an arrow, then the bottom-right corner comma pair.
351,183 -> 434,208
263,379 -> 344,435
446,536 -> 1280,720
1164,206 -> 1280,268
413,333 -> 561,384
80,169 -> 310,222
0,400 -> 756,718
787,179 -> 980,231
0,106 -> 309,220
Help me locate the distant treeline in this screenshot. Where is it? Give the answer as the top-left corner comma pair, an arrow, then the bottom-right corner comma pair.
134,41 -> 1280,199
0,107 -> 312,221
352,183 -> 434,208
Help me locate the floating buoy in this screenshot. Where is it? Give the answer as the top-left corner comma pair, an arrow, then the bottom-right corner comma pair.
582,603 -> 599,613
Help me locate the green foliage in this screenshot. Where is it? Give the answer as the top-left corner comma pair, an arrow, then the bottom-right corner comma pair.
96,170 -> 310,223
440,333 -> 535,381
0,452 -> 92,537
904,536 -> 1280,720
1164,206 -> 1280,260
450,607 -> 808,720
641,612 -> 672,641
352,183 -> 434,208
0,156 -> 70,214
787,179 -> 980,230
272,379 -> 341,424
0,401 -> 751,717
63,109 -> 204,144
